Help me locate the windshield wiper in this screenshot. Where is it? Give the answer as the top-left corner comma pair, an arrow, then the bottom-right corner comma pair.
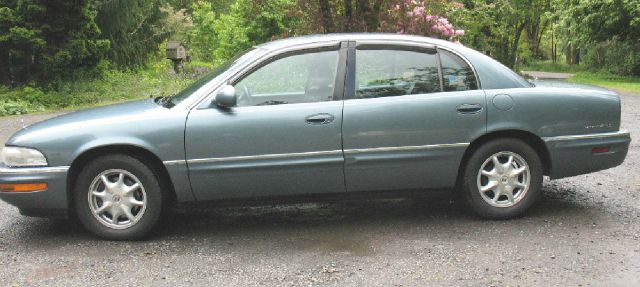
257,100 -> 287,106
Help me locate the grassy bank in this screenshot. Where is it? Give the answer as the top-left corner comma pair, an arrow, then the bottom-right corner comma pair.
522,60 -> 640,94
568,73 -> 640,94
0,60 -> 198,116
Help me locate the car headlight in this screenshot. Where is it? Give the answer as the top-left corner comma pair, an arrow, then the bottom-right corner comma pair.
1,146 -> 48,167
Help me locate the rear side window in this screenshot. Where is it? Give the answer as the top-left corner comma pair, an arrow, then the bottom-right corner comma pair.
439,49 -> 478,91
355,49 -> 440,99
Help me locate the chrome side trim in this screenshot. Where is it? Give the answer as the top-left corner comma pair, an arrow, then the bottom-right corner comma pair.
0,166 -> 70,175
543,130 -> 630,142
186,150 -> 344,165
163,160 -> 187,166
178,143 -> 469,165
344,143 -> 470,154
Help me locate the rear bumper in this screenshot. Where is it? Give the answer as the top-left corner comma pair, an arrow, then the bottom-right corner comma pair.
544,130 -> 631,179
0,165 -> 70,217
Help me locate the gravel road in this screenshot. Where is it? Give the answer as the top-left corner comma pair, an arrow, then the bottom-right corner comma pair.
0,93 -> 639,286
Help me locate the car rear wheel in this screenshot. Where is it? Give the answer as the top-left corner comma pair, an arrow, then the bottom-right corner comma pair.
74,154 -> 163,240
461,138 -> 543,219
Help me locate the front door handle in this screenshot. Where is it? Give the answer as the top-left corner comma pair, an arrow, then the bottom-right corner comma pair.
456,103 -> 483,114
305,113 -> 335,125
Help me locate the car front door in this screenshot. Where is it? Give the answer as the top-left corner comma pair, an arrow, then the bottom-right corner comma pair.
185,43 -> 348,201
342,43 -> 486,192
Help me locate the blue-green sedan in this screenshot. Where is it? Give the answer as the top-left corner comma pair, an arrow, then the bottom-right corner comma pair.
0,34 -> 631,240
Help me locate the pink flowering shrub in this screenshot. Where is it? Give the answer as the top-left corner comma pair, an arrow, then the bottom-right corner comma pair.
390,0 -> 465,41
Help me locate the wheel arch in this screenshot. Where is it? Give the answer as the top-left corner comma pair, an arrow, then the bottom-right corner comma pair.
456,130 -> 551,186
66,144 -> 178,213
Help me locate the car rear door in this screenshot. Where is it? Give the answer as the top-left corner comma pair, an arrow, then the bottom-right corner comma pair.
184,43 -> 349,201
342,42 -> 486,192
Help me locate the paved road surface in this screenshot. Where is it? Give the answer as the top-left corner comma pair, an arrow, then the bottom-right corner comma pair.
0,93 -> 638,286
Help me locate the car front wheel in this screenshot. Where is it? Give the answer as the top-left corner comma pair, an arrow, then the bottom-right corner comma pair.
74,154 -> 164,240
461,138 -> 543,219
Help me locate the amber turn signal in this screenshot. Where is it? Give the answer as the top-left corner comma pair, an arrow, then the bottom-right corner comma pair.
0,183 -> 48,192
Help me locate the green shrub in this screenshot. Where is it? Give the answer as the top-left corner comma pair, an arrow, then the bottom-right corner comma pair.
0,99 -> 42,116
582,40 -> 640,76
0,61 -> 196,117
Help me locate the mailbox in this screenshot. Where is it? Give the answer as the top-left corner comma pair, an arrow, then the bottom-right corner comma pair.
166,41 -> 187,60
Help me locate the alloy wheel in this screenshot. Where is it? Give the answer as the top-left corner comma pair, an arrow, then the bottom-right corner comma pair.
476,151 -> 531,208
87,169 -> 147,229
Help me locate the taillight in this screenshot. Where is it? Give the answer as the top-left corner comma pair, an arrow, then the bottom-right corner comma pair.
592,147 -> 610,154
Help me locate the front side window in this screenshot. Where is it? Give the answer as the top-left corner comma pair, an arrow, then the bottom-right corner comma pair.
234,50 -> 339,106
439,49 -> 478,91
355,49 -> 440,99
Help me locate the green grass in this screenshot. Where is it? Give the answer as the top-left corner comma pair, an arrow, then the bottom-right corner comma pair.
0,60 -> 199,116
568,72 -> 640,94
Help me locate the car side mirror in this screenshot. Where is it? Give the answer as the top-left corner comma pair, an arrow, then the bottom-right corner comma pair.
215,85 -> 237,108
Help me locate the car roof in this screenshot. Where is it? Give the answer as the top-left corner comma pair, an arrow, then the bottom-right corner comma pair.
256,33 -> 460,50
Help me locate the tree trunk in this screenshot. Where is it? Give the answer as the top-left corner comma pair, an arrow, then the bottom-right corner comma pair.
355,0 -> 370,31
355,0 -> 381,32
526,17 -> 540,58
551,29 -> 557,63
344,0 -> 353,32
573,47 -> 580,65
534,20 -> 548,58
318,0 -> 333,33
510,21 -> 527,68
369,0 -> 384,31
565,43 -> 580,65
0,52 -> 10,86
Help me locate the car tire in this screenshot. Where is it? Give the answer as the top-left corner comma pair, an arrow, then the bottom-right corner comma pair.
461,138 -> 543,219
74,154 -> 164,240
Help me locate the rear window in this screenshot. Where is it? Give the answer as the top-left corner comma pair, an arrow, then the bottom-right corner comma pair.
355,49 -> 440,99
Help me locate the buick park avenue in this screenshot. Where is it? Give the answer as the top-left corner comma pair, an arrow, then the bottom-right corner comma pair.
0,34 -> 630,240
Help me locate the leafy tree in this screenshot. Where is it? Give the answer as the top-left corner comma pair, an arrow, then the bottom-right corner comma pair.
189,0 -> 299,65
188,0 -> 219,62
0,0 -> 109,86
93,0 -> 172,68
456,0 -> 553,68
523,0 -> 551,59
561,0 -> 640,74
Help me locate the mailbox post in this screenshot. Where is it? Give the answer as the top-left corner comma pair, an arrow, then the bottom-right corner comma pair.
166,41 -> 187,73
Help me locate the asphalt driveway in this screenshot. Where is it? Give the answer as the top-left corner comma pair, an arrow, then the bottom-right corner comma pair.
0,93 -> 639,286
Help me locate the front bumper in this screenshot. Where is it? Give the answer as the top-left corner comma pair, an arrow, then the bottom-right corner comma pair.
0,164 -> 70,217
544,130 -> 631,179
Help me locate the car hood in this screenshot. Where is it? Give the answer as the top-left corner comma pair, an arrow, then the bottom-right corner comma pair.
7,99 -> 164,146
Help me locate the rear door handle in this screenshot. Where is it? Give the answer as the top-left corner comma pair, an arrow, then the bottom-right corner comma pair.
456,103 -> 483,114
305,113 -> 335,125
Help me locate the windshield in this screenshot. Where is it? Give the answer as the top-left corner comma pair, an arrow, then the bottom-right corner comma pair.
169,48 -> 259,105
